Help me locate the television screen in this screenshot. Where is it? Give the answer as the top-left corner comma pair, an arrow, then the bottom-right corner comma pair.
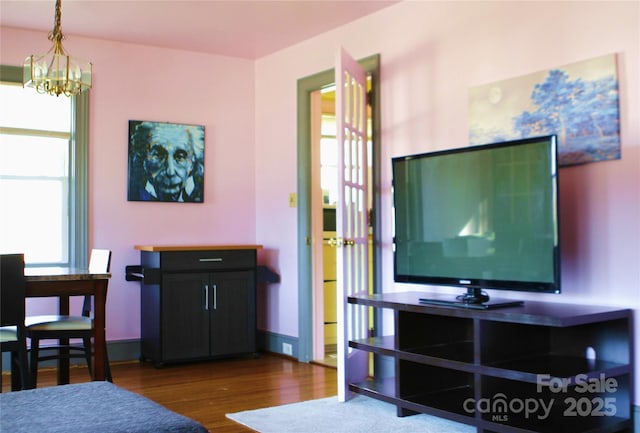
392,135 -> 560,306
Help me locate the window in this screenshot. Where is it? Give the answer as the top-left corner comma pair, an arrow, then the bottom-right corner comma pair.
319,110 -> 372,207
0,65 -> 88,267
320,113 -> 339,205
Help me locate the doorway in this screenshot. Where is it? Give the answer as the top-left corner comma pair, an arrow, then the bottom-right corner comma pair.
296,54 -> 381,365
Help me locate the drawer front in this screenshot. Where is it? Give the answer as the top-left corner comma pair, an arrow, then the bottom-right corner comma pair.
161,250 -> 256,271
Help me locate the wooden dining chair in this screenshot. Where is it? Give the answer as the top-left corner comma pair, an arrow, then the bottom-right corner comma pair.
0,253 -> 31,391
26,249 -> 113,386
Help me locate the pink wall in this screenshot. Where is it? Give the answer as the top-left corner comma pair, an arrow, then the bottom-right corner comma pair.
1,27 -> 257,340
253,1 -> 639,401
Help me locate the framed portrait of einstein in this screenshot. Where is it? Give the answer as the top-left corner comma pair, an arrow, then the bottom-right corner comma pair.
127,120 -> 205,203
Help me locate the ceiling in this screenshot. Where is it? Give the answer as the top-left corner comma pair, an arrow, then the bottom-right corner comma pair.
0,0 -> 398,59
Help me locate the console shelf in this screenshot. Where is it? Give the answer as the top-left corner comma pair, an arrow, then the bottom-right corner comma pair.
349,376 -> 396,402
349,335 -> 396,356
483,355 -> 629,383
347,291 -> 634,433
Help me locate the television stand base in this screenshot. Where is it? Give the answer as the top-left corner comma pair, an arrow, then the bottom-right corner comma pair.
418,297 -> 524,309
348,291 -> 634,433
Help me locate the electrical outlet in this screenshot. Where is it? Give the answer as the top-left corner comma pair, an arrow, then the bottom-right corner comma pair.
282,342 -> 293,356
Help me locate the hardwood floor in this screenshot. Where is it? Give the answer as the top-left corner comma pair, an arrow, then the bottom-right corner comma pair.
2,354 -> 337,432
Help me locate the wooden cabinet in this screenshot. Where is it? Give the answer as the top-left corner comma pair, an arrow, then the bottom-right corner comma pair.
347,291 -> 634,433
131,245 -> 261,367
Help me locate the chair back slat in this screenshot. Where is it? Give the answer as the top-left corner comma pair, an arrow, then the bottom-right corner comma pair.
89,249 -> 111,274
0,254 -> 26,327
83,249 -> 112,317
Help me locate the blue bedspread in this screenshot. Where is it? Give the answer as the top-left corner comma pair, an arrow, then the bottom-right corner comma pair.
0,381 -> 208,433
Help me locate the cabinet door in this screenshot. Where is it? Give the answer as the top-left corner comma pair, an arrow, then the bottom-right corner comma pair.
162,272 -> 211,362
209,270 -> 256,357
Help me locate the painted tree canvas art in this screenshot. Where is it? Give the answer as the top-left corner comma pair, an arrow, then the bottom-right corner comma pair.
469,54 -> 620,166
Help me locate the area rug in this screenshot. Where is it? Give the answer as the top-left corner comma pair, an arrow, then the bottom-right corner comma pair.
226,395 -> 475,433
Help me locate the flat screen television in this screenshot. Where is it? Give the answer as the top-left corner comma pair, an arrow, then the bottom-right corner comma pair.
392,135 -> 560,309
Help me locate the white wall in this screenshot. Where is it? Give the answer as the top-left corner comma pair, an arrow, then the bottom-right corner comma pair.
254,0 -> 639,402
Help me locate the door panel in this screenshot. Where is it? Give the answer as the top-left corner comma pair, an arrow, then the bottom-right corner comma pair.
335,47 -> 369,401
210,271 -> 256,357
162,273 -> 210,361
310,90 -> 326,360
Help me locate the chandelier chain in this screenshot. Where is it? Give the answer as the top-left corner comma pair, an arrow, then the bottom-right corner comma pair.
48,0 -> 65,48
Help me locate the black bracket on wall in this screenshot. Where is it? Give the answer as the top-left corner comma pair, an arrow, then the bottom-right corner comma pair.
257,265 -> 280,284
125,265 -> 161,284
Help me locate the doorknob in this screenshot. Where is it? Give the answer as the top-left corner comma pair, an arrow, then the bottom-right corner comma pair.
331,238 -> 354,247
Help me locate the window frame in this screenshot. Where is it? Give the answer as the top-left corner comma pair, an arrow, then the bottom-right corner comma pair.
0,64 -> 89,268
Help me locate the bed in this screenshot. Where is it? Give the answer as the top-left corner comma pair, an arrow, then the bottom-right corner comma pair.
0,381 -> 209,433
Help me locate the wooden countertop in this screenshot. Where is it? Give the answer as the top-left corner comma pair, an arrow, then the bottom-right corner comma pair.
134,245 -> 263,252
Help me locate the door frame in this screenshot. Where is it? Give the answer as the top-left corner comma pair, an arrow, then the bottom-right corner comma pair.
296,54 -> 381,363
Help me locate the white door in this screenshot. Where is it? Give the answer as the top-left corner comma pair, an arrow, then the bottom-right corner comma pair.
335,47 -> 369,402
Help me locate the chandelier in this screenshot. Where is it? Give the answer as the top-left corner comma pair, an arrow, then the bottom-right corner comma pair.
23,0 -> 92,97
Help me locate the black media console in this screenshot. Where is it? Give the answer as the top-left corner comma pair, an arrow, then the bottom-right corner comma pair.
347,291 -> 634,433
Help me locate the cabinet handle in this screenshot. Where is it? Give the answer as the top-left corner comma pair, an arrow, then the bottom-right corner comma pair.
199,258 -> 223,262
213,284 -> 218,310
204,284 -> 209,311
